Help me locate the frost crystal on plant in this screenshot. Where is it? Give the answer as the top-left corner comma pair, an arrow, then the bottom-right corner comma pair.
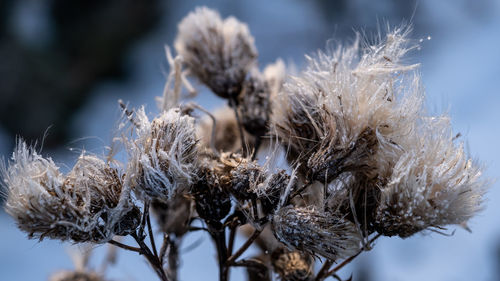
174,6 -> 257,99
2,141 -> 138,243
126,107 -> 198,201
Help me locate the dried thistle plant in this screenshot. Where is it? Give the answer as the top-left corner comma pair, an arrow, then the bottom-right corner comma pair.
1,7 -> 489,281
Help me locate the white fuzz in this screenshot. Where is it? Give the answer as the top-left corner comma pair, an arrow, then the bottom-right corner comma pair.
271,26 -> 423,181
126,107 -> 198,201
174,6 -> 257,98
2,142 -> 136,242
375,117 -> 486,237
271,206 -> 362,261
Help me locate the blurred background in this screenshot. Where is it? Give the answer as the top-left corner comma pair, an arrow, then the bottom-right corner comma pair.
1,0 -> 499,280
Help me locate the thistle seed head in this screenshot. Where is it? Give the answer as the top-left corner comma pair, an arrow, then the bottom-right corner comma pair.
175,6 -> 257,99
230,159 -> 292,227
271,206 -> 362,261
126,107 -> 198,201
374,117 -> 487,237
191,153 -> 236,222
2,142 -> 138,243
271,26 -> 423,183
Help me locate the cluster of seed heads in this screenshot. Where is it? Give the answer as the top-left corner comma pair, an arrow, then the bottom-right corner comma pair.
1,6 -> 488,281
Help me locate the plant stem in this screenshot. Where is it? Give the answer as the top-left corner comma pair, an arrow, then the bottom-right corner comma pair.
315,260 -> 334,281
226,228 -> 262,265
146,210 -> 159,258
208,223 -> 229,281
324,234 -> 382,279
131,232 -> 169,281
108,239 -> 142,253
229,98 -> 247,157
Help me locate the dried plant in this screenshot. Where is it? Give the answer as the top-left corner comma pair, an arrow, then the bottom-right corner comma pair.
1,7 -> 489,281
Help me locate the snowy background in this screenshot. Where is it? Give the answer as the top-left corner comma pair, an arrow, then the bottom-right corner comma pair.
1,0 -> 499,280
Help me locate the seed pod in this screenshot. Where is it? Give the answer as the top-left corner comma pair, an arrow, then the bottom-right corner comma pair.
175,7 -> 257,99
271,206 -> 361,261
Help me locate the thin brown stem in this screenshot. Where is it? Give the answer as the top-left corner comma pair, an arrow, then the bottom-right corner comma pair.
208,223 -> 229,281
325,234 -> 382,278
232,258 -> 267,270
251,137 -> 262,161
132,232 -> 169,281
229,98 -> 248,157
147,210 -> 159,258
315,260 -> 334,281
138,201 -> 150,240
108,239 -> 142,253
227,224 -> 237,257
188,103 -> 219,155
226,228 -> 262,265
159,234 -> 170,266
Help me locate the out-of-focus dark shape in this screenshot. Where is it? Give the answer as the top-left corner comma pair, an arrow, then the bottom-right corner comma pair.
0,0 -> 160,148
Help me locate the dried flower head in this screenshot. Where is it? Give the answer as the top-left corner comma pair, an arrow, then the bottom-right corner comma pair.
2,142 -> 138,243
271,206 -> 362,261
126,107 -> 198,201
271,247 -> 314,281
230,158 -> 293,227
238,70 -> 271,137
191,153 -> 237,222
271,26 -> 422,182
175,6 -> 258,99
374,117 -> 486,237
